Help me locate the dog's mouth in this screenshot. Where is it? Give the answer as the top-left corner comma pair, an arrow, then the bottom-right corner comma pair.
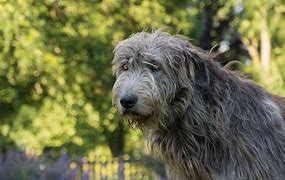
120,106 -> 147,116
121,109 -> 151,129
123,109 -> 149,120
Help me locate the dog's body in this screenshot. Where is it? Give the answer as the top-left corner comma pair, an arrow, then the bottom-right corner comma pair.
112,30 -> 285,180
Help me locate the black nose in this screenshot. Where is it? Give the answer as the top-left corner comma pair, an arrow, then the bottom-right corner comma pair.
120,95 -> 138,109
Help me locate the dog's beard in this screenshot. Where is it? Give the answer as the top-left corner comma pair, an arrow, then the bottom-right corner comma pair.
124,113 -> 150,130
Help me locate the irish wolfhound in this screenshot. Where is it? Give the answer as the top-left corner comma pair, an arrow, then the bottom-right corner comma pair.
112,30 -> 285,180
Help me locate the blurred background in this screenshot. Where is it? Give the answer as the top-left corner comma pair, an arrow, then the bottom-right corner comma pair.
0,0 -> 284,179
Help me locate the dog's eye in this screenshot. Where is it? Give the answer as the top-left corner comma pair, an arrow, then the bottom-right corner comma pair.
122,63 -> 129,71
149,64 -> 160,72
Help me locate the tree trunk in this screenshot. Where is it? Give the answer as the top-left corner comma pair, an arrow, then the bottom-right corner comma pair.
107,120 -> 125,157
242,38 -> 260,64
260,22 -> 271,83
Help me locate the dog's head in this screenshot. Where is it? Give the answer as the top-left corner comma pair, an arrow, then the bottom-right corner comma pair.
112,30 -> 210,129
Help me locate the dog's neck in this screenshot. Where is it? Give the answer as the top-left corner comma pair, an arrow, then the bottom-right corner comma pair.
146,104 -> 226,179
146,120 -> 218,179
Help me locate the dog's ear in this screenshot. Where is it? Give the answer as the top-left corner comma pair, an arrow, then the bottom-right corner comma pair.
183,44 -> 210,90
170,43 -> 210,116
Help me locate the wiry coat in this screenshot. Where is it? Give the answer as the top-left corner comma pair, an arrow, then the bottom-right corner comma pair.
112,30 -> 285,180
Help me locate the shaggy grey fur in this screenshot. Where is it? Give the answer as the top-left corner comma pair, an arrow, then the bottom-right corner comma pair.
112,30 -> 285,180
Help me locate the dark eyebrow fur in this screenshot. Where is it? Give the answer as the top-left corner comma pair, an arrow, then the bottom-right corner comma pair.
142,61 -> 157,67
118,59 -> 128,66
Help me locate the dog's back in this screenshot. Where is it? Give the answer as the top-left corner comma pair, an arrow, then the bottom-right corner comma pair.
272,95 -> 285,119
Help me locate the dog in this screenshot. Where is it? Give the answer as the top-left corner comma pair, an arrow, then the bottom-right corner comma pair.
112,30 -> 285,180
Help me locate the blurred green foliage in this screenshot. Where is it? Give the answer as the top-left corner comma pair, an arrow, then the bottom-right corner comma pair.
0,0 -> 284,157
